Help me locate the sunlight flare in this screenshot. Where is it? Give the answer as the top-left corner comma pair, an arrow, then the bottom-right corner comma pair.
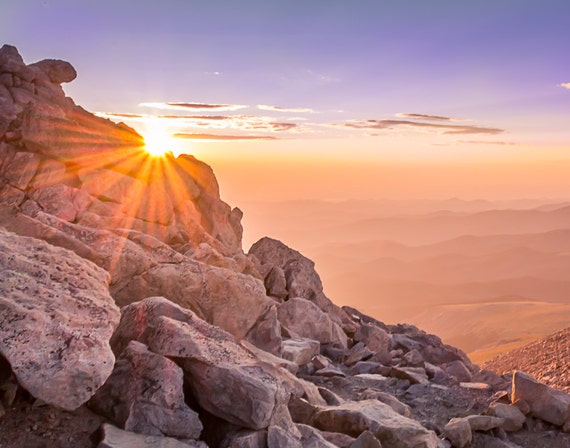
142,118 -> 177,157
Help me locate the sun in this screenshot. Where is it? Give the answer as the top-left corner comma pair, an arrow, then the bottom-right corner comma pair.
142,119 -> 175,157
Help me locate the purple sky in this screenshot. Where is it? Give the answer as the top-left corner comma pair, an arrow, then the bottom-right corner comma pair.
2,0 -> 570,200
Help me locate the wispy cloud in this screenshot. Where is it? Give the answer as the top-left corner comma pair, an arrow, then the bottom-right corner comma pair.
306,69 -> 340,84
172,133 -> 280,141
395,113 -> 464,122
560,82 -> 570,89
339,119 -> 504,135
458,140 -> 518,146
140,102 -> 247,112
257,104 -> 316,113
98,111 -> 298,132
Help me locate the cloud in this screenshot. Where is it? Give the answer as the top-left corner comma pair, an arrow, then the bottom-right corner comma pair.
97,111 -> 299,133
172,133 -> 279,141
458,140 -> 518,146
560,82 -> 570,89
395,113 -> 463,122
306,69 -> 340,84
257,104 -> 316,113
340,119 -> 504,135
139,102 -> 247,111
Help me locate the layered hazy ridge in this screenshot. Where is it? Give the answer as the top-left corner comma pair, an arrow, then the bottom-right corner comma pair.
241,198 -> 570,362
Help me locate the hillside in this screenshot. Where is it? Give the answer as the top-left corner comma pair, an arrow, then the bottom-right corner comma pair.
2,45 -> 570,448
483,327 -> 570,394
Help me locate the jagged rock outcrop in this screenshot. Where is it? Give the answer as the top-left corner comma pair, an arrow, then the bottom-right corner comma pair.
0,44 -> 275,349
0,227 -> 119,411
249,237 -> 355,334
2,45 -> 570,448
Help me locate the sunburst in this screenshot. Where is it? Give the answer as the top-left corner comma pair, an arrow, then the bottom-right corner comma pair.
142,118 -> 176,157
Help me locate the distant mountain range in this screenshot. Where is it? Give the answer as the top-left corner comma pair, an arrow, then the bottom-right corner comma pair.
242,199 -> 570,361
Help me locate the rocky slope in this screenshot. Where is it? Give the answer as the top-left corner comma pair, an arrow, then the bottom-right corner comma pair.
483,327 -> 570,394
1,44 -> 570,448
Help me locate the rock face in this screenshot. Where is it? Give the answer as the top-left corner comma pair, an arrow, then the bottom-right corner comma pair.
0,228 -> 119,410
3,45 -> 570,448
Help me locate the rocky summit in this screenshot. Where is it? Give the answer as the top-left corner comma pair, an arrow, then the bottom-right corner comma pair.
1,44 -> 570,448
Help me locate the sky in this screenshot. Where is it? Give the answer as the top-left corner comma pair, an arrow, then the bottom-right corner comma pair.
2,0 -> 570,202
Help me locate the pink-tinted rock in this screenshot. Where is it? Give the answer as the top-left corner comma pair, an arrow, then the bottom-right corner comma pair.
487,403 -> 525,432
111,297 -> 289,430
313,400 -> 442,448
354,324 -> 391,364
89,340 -> 202,439
0,228 -> 120,410
278,298 -> 347,348
30,59 -> 77,83
511,370 -> 570,426
0,150 -> 41,190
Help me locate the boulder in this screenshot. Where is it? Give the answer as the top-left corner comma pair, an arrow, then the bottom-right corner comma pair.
443,418 -> 471,448
265,266 -> 288,300
441,360 -> 472,383
0,150 -> 41,190
391,367 -> 429,385
358,391 -> 412,418
511,370 -> 570,426
89,341 -> 202,439
281,338 -> 321,366
140,261 -> 277,343
97,424 -> 207,448
464,414 -> 505,432
296,424 -> 339,447
313,399 -> 443,448
220,429 -> 267,448
30,59 -> 77,83
267,425 -> 302,448
344,342 -> 374,366
110,297 -> 289,430
314,365 -> 346,378
249,237 -> 352,330
0,228 -> 119,410
487,403 -> 526,432
321,431 -> 357,448
278,298 -> 347,348
354,324 -> 391,364
351,430 -> 383,448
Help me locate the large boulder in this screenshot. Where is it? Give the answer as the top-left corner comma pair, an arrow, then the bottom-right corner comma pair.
89,341 -> 202,439
0,228 -> 120,410
511,370 -> 570,426
137,261 -> 279,345
313,400 -> 443,448
487,403 -> 525,432
97,424 -> 207,448
110,297 -> 290,430
278,298 -> 347,348
30,59 -> 77,84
